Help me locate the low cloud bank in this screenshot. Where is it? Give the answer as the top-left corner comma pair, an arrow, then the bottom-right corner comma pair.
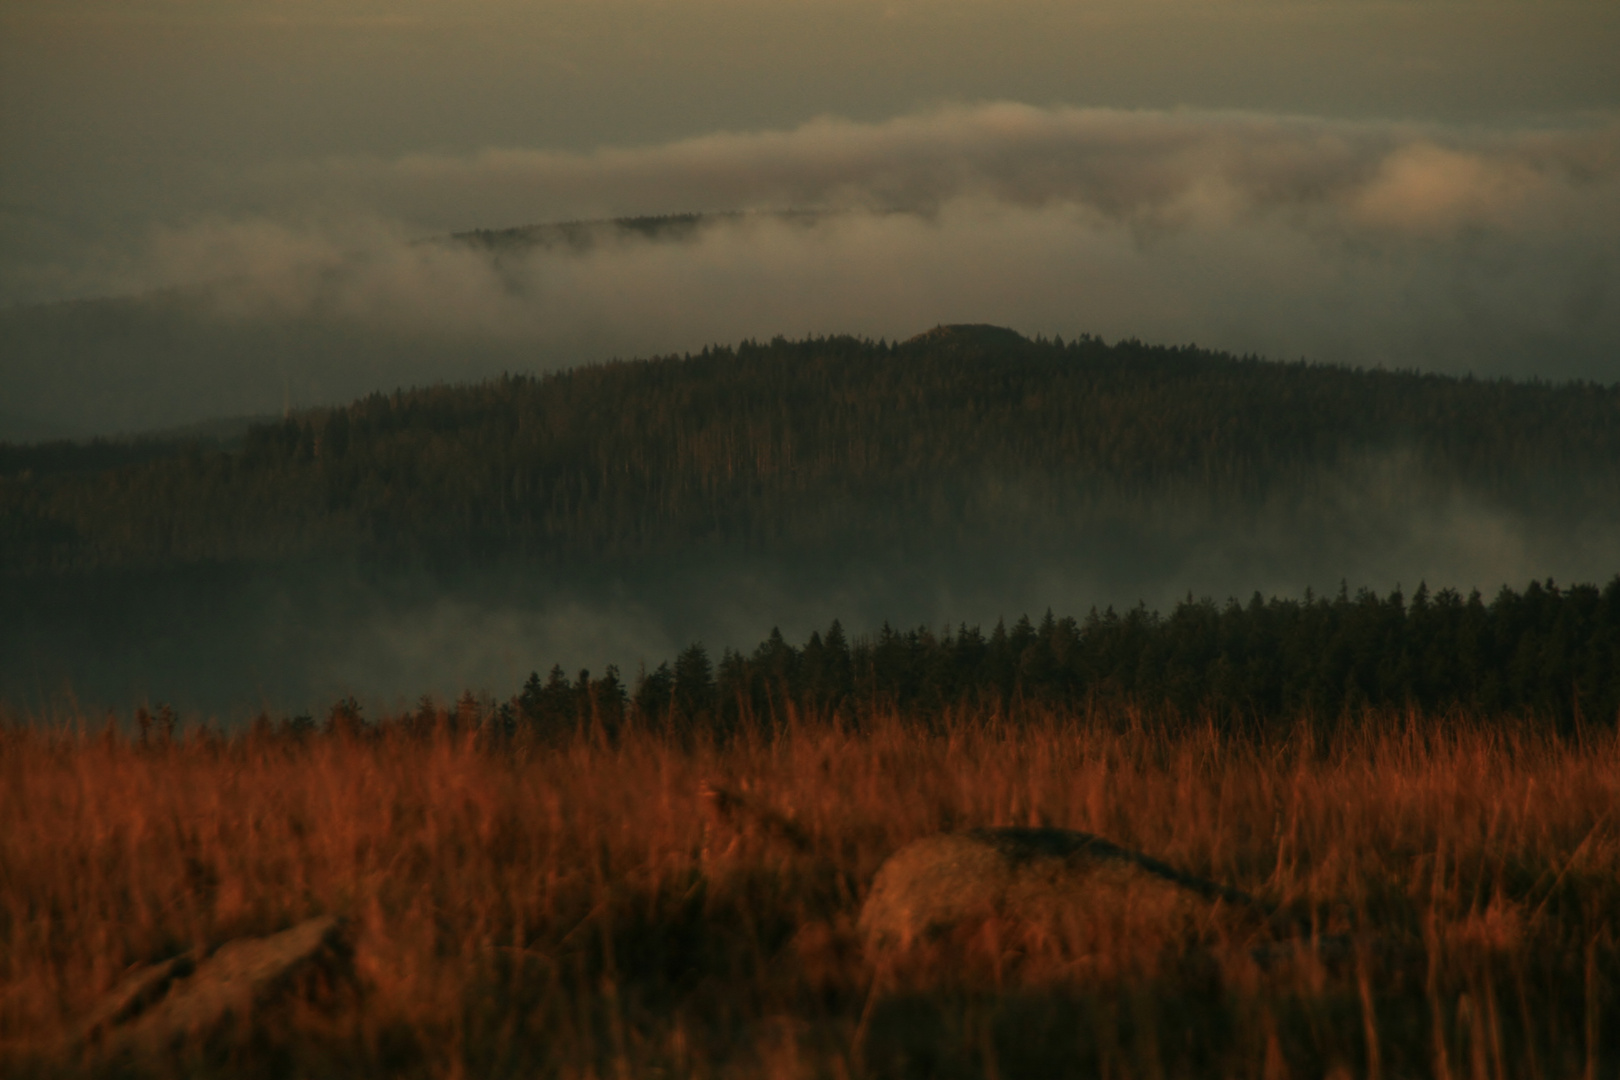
352,104 -> 1620,240
172,105 -> 1620,371
4,103 -> 1618,437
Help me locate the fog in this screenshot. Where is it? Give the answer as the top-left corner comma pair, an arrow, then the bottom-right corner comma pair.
7,442 -> 1617,720
3,106 -> 1618,439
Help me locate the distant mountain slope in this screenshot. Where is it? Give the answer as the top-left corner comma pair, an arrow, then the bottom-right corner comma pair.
451,211 -> 749,253
4,329 -> 1618,575
0,285 -> 543,442
449,210 -> 830,251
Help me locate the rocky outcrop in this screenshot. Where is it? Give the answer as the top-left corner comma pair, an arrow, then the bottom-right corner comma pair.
75,915 -> 350,1058
858,828 -> 1260,954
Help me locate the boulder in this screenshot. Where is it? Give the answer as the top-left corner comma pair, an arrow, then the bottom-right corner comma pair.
858,828 -> 1257,955
80,915 -> 349,1057
71,951 -> 198,1045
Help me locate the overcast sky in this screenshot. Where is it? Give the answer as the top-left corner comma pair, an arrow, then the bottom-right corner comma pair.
3,1 -> 1619,384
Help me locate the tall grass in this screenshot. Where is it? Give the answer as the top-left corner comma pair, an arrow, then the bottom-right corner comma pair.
1,705 -> 1615,1078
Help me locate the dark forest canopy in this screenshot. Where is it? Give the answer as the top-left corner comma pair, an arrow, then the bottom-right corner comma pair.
4,328 -> 1619,576
449,575 -> 1620,736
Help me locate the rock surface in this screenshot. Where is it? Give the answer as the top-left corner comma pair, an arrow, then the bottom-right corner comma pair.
79,915 -> 348,1056
858,828 -> 1257,954
72,952 -> 199,1045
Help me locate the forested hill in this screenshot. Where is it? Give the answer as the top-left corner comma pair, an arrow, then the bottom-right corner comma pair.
3,326 -> 1620,575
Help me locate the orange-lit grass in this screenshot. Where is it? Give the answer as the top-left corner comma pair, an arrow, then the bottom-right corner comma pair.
0,706 -> 1616,1078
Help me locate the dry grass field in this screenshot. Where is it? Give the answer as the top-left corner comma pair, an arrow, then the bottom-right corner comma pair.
1,704 -> 1615,1078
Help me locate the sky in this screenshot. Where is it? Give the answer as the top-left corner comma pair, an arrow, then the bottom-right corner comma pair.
3,0 -> 1620,411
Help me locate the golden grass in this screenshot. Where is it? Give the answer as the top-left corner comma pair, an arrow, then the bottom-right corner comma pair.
0,706 -> 1616,1078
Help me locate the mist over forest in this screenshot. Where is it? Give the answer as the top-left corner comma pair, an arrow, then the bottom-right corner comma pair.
4,327 -> 1617,719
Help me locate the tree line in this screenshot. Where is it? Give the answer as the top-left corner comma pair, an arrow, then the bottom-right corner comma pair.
490,576 -> 1620,738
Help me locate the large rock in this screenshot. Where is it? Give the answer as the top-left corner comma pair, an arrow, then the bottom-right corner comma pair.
858,828 -> 1257,955
71,952 -> 199,1045
79,915 -> 349,1057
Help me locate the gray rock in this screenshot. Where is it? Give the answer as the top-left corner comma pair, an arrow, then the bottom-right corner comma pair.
81,915 -> 348,1056
71,951 -> 198,1045
858,828 -> 1259,954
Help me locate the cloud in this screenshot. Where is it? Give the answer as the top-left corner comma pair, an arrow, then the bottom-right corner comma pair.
5,103 -> 1617,442
136,105 -> 1613,376
256,103 -> 1614,237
